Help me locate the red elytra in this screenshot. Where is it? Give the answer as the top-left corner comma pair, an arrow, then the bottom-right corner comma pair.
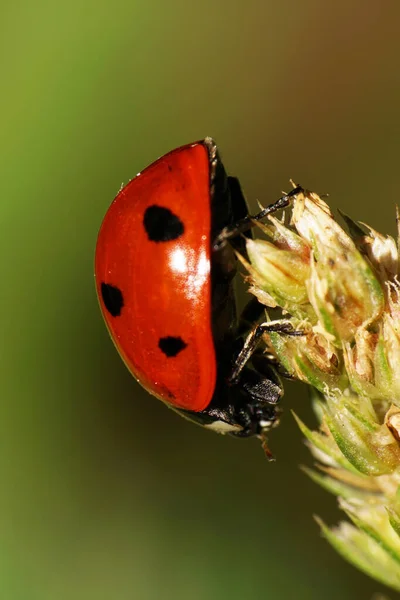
95,141 -> 216,411
95,137 -> 303,450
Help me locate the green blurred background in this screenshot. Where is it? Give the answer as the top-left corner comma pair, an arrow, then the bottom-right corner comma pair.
2,0 -> 400,598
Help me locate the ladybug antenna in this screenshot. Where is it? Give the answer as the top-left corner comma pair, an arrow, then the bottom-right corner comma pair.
260,429 -> 276,462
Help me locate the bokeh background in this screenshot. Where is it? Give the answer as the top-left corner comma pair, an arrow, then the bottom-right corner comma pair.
2,0 -> 400,598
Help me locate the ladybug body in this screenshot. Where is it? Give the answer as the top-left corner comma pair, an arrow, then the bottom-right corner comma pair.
95,138 -> 291,440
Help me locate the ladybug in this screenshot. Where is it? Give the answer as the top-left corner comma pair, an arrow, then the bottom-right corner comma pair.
95,138 -> 302,454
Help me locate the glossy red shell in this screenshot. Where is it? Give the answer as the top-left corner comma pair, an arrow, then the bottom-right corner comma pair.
95,142 -> 217,411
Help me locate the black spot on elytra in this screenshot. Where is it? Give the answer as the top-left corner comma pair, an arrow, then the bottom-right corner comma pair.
101,283 -> 124,317
143,205 -> 184,242
158,336 -> 187,357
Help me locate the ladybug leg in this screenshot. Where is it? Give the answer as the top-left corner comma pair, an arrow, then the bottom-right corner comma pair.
213,184 -> 304,251
236,296 -> 266,336
236,298 -> 299,380
229,321 -> 304,385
